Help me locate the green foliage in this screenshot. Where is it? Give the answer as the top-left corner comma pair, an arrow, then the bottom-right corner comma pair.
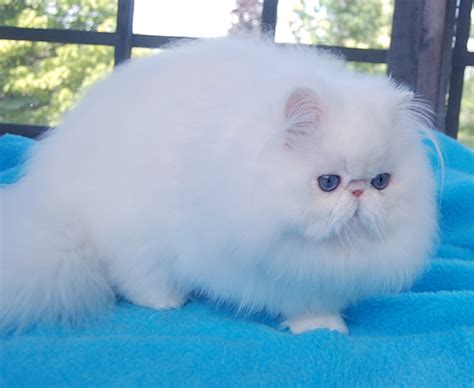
290,0 -> 393,75
0,0 -> 116,126
0,0 -> 116,30
291,0 -> 393,49
458,67 -> 474,149
458,18 -> 474,149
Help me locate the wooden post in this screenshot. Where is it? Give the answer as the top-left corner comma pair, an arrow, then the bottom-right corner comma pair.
388,0 -> 456,133
387,0 -> 425,90
416,0 -> 456,133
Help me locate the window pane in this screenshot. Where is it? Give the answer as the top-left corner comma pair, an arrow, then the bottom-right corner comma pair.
276,0 -> 394,49
347,62 -> 387,75
459,9 -> 473,149
131,47 -> 157,58
133,0 -> 236,38
459,67 -> 474,149
0,40 -> 114,126
0,1 -> 117,32
470,8 -> 474,42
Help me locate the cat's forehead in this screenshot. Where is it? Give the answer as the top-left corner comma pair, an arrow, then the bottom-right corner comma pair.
322,91 -> 397,150
314,146 -> 392,177
325,78 -> 398,126
314,122 -> 396,176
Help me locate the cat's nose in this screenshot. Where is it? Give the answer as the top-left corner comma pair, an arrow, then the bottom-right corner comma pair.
351,189 -> 364,198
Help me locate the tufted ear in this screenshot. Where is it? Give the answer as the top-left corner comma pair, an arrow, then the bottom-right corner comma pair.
284,88 -> 322,147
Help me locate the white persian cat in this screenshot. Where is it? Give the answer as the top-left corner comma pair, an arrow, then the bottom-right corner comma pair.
0,38 -> 437,334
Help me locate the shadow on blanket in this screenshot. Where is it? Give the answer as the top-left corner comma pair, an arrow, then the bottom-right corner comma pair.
1,131 -> 473,386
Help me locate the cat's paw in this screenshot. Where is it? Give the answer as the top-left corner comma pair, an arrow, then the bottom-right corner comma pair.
131,291 -> 186,311
281,313 -> 348,334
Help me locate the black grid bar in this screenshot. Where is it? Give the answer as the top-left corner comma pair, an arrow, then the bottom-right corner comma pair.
0,28 -> 390,63
0,123 -> 49,138
463,52 -> 474,66
132,34 -> 193,48
261,0 -> 279,38
445,0 -> 472,138
293,44 -> 387,64
0,26 -> 117,46
114,0 -> 135,65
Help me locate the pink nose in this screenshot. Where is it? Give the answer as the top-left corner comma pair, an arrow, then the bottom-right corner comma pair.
352,189 -> 364,198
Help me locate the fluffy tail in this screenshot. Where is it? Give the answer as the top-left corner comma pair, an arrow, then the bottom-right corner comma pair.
0,184 -> 114,333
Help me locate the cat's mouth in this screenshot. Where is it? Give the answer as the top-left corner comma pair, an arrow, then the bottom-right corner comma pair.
303,202 -> 385,243
348,208 -> 386,241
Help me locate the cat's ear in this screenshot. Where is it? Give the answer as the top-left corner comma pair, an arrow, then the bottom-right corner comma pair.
283,88 -> 322,148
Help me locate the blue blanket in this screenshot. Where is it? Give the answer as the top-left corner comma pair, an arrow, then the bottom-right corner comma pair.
1,132 -> 473,386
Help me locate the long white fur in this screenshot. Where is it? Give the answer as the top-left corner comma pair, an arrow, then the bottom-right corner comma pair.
0,37 -> 437,333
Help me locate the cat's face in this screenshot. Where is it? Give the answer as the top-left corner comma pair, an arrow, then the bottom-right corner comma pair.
303,142 -> 397,245
277,85 -> 434,247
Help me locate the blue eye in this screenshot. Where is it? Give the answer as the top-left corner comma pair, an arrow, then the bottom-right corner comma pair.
317,175 -> 341,192
371,173 -> 391,190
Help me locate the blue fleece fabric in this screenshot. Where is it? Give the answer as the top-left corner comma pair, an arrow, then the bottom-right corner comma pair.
1,132 -> 473,386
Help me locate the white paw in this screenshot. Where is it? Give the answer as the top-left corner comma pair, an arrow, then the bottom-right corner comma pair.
282,313 -> 348,334
131,291 -> 186,311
